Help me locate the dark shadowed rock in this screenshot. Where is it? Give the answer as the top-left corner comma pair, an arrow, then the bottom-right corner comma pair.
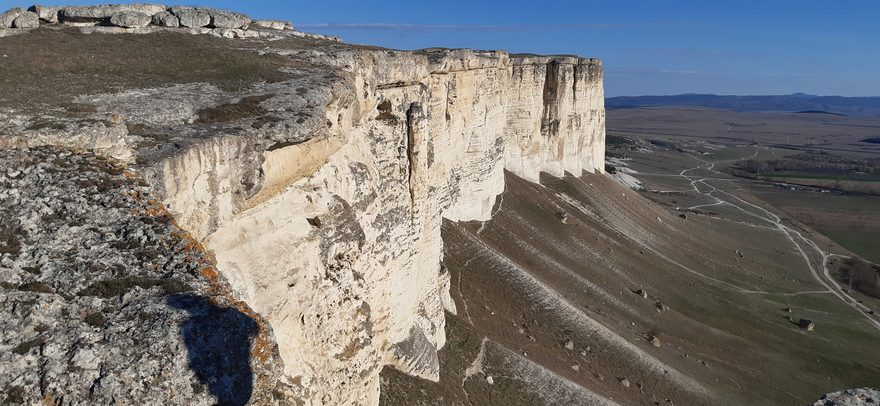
109,11 -> 151,28
12,11 -> 39,28
798,318 -> 815,331
167,294 -> 258,406
0,7 -> 24,28
151,10 -> 178,27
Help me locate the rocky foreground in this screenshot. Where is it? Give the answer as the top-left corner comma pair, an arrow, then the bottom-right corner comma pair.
814,388 -> 880,406
0,147 -> 287,404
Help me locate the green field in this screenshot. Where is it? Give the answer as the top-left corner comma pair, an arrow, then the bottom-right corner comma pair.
819,229 -> 880,264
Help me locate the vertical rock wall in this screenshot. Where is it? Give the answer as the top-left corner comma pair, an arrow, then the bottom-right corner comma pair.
177,49 -> 604,405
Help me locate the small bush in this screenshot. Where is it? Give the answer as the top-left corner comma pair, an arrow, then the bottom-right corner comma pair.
0,227 -> 22,256
5,386 -> 25,404
12,338 -> 44,355
195,95 -> 272,124
84,312 -> 107,327
17,282 -> 54,294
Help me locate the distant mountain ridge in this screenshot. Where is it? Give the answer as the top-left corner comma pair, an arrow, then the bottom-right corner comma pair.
606,93 -> 880,116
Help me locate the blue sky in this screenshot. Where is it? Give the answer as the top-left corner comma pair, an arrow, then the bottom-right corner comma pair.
4,0 -> 878,96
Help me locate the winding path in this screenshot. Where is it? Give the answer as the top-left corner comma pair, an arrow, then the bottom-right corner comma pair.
662,147 -> 880,330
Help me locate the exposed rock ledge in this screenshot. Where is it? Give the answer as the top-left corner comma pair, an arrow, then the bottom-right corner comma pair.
1,4 -> 338,41
0,22 -> 603,405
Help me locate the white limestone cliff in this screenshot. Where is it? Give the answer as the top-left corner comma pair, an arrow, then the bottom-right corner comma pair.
166,49 -> 604,405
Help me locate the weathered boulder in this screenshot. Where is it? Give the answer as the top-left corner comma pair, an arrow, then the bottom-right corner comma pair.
168,6 -> 250,29
252,19 -> 292,30
799,318 -> 815,331
556,210 -> 569,223
109,11 -> 151,28
208,8 -> 250,29
656,301 -> 669,312
0,7 -> 24,28
59,3 -> 166,24
151,10 -> 178,27
27,5 -> 60,23
168,6 -> 210,28
213,28 -> 261,39
12,11 -> 39,28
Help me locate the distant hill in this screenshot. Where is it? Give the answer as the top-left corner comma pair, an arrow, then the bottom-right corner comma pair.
605,93 -> 880,116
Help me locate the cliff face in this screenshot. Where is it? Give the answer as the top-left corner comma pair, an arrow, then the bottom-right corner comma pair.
0,24 -> 602,405
194,49 -> 604,404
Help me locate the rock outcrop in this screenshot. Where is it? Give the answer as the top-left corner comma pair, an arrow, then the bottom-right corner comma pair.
58,3 -> 167,24
12,10 -> 38,28
0,7 -> 23,27
28,5 -> 60,23
0,9 -> 604,405
2,3 -> 292,31
109,11 -> 152,28
253,19 -> 293,31
814,388 -> 880,406
151,9 -> 178,27
167,6 -> 210,28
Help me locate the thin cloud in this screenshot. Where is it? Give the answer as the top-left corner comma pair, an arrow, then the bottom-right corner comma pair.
297,22 -> 675,31
658,69 -> 705,75
602,47 -> 725,57
607,68 -> 705,76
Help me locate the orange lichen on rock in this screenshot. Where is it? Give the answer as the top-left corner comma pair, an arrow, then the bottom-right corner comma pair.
119,168 -> 281,369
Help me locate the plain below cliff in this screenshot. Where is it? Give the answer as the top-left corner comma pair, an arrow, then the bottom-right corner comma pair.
606,93 -> 880,116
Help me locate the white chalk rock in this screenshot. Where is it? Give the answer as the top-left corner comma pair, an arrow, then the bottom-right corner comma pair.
12,11 -> 39,28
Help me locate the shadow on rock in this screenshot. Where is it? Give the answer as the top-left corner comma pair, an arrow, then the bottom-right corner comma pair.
167,294 -> 257,406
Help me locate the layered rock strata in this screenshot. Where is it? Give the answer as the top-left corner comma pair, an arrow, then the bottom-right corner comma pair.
0,22 -> 604,405
197,49 -> 605,404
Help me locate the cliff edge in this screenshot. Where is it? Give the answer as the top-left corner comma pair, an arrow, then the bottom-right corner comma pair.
0,5 -> 604,405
